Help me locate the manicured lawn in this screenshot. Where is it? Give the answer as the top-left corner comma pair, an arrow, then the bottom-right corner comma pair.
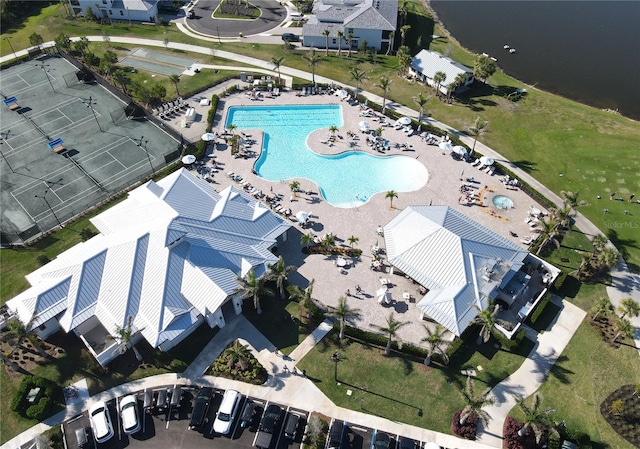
298,330 -> 534,434
511,321 -> 640,449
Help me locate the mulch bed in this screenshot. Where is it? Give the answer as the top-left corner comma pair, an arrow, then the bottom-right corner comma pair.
600,385 -> 640,447
587,316 -> 622,349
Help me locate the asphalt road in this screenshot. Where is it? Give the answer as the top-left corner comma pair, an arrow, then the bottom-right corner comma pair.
187,0 -> 287,37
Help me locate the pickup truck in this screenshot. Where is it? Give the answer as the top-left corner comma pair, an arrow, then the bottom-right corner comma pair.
189,387 -> 213,430
255,404 -> 283,448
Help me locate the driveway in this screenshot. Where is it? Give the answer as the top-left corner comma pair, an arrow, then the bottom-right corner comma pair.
187,0 -> 287,37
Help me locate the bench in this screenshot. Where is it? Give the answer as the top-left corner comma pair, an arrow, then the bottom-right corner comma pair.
3,96 -> 20,111
47,138 -> 66,154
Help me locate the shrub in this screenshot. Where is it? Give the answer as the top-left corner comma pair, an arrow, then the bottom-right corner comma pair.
11,376 -> 59,420
610,398 -> 625,415
552,271 -> 567,292
36,255 -> 51,266
529,291 -> 553,325
194,94 -> 219,159
451,409 -> 478,440
493,328 -> 527,351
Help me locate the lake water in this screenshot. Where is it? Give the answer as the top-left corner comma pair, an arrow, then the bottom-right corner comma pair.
429,0 -> 640,120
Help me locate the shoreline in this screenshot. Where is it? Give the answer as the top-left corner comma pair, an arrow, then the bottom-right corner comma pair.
424,0 -> 637,122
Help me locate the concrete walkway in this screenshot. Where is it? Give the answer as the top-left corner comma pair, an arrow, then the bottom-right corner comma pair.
476,297 -> 587,447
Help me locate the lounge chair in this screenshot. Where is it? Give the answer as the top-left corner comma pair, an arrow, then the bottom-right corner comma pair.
472,159 -> 482,166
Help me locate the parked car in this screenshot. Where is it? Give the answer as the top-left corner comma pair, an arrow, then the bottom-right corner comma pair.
255,404 -> 283,448
399,437 -> 417,449
213,389 -> 242,435
290,13 -> 304,21
282,33 -> 299,42
89,401 -> 114,443
327,420 -> 344,449
284,413 -> 300,439
239,400 -> 258,429
373,431 -> 391,449
120,395 -> 141,435
189,387 -> 213,430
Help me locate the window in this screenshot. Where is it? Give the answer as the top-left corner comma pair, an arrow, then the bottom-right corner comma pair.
109,9 -> 112,14
70,0 -> 80,5
332,38 -> 336,44
102,0 -> 107,4
348,28 -> 353,34
120,10 -> 123,15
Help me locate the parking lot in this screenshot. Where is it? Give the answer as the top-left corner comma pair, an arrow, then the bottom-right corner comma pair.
62,386 -> 308,449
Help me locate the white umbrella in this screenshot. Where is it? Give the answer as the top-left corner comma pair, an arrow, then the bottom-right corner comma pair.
295,211 -> 309,222
480,156 -> 494,166
201,132 -> 216,141
438,141 -> 452,151
452,146 -> 468,156
181,155 -> 196,164
376,288 -> 391,304
358,121 -> 370,129
397,116 -> 412,126
336,89 -> 349,99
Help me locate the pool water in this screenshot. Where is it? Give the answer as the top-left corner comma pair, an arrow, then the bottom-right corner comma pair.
492,195 -> 514,209
225,105 -> 428,207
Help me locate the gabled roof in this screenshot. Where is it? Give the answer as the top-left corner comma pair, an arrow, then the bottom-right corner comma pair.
384,206 -> 527,336
7,169 -> 290,350
410,49 -> 473,82
110,0 -> 158,12
310,0 -> 397,31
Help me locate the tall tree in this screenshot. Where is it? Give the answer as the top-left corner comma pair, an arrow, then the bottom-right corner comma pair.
376,75 -> 391,113
458,376 -> 495,425
271,56 -> 285,85
396,45 -> 412,76
303,49 -> 322,85
420,324 -> 450,365
347,235 -> 359,248
473,54 -> 496,83
169,74 -> 180,96
336,31 -> 345,57
346,30 -> 354,57
73,36 -> 90,57
399,25 -> 411,48
515,393 -> 558,444
322,28 -> 330,56
235,270 -> 273,314
54,32 -> 72,52
300,233 -> 314,248
470,300 -> 509,344
267,256 -> 296,299
432,71 -> 447,97
224,340 -> 252,370
114,316 -> 143,361
618,297 -> 640,319
466,116 -> 489,157
560,190 -> 588,213
349,68 -> 368,97
290,279 -> 316,319
385,190 -> 398,209
370,312 -> 408,354
329,296 -> 362,339
535,217 -> 561,256
413,92 -> 431,123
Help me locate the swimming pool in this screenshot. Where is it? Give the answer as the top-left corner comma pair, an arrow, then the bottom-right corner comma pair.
492,195 -> 514,209
225,105 -> 428,207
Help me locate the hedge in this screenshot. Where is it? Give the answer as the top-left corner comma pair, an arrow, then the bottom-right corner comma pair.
11,376 -> 59,420
552,270 -> 567,292
528,290 -> 553,325
193,94 -> 220,160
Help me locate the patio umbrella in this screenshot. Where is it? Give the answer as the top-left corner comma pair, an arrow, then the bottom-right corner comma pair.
336,89 -> 349,99
181,155 -> 196,164
438,141 -> 452,151
201,132 -> 216,141
452,146 -> 468,156
358,121 -> 370,130
295,211 -> 309,222
480,156 -> 494,166
376,288 -> 391,304
397,116 -> 412,126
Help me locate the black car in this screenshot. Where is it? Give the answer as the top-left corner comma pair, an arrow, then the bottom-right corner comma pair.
259,404 -> 283,432
373,432 -> 391,449
284,413 -> 300,439
398,437 -> 417,449
327,420 -> 344,449
189,387 -> 213,430
282,33 -> 300,42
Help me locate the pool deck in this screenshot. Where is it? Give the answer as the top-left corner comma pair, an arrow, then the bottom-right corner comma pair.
176,88 -> 549,346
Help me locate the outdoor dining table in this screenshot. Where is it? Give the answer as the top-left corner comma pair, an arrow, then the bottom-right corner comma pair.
379,278 -> 390,286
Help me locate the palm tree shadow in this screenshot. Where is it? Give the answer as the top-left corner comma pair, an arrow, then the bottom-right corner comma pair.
511,160 -> 537,173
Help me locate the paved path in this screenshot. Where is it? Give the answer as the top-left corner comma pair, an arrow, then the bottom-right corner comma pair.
476,297 -> 587,447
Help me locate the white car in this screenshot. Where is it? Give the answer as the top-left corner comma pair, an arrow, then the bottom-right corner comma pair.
119,395 -> 141,435
89,401 -> 114,443
213,390 -> 241,435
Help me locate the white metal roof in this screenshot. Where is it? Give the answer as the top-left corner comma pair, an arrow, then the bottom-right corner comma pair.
6,169 -> 291,352
384,206 -> 527,336
410,49 -> 472,85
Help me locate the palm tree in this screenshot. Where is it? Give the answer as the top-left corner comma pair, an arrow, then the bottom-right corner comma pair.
290,279 -> 316,319
396,45 -> 412,76
470,300 -> 509,344
375,76 -> 392,113
329,125 -> 339,136
618,297 -> 640,319
612,317 -> 633,342
413,92 -> 431,123
336,31 -> 345,57
590,297 -> 614,321
385,190 -> 398,209
594,246 -> 619,274
560,190 -> 588,212
114,316 -> 143,362
267,256 -> 296,299
300,233 -> 314,248
466,116 -> 489,157
420,324 -> 450,365
322,233 -> 335,248
453,72 -> 467,93
289,180 -> 300,197
349,68 -> 368,97
225,340 -> 252,370
458,376 -> 495,425
347,235 -> 359,248
303,49 -> 322,85
322,28 -> 330,55
370,312 -> 408,354
346,30 -> 354,57
432,71 -> 447,97
169,74 -> 180,96
112,68 -> 129,94
5,318 -> 49,360
271,56 -> 285,85
536,217 -> 561,256
329,296 -> 362,339
228,123 -> 237,135
399,25 -> 411,47
515,393 -> 558,444
236,270 -> 273,314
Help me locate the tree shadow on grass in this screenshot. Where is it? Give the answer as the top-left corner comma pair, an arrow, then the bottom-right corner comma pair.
510,160 -> 537,173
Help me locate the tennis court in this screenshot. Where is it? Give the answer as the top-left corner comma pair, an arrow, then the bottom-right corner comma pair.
0,54 -> 183,245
